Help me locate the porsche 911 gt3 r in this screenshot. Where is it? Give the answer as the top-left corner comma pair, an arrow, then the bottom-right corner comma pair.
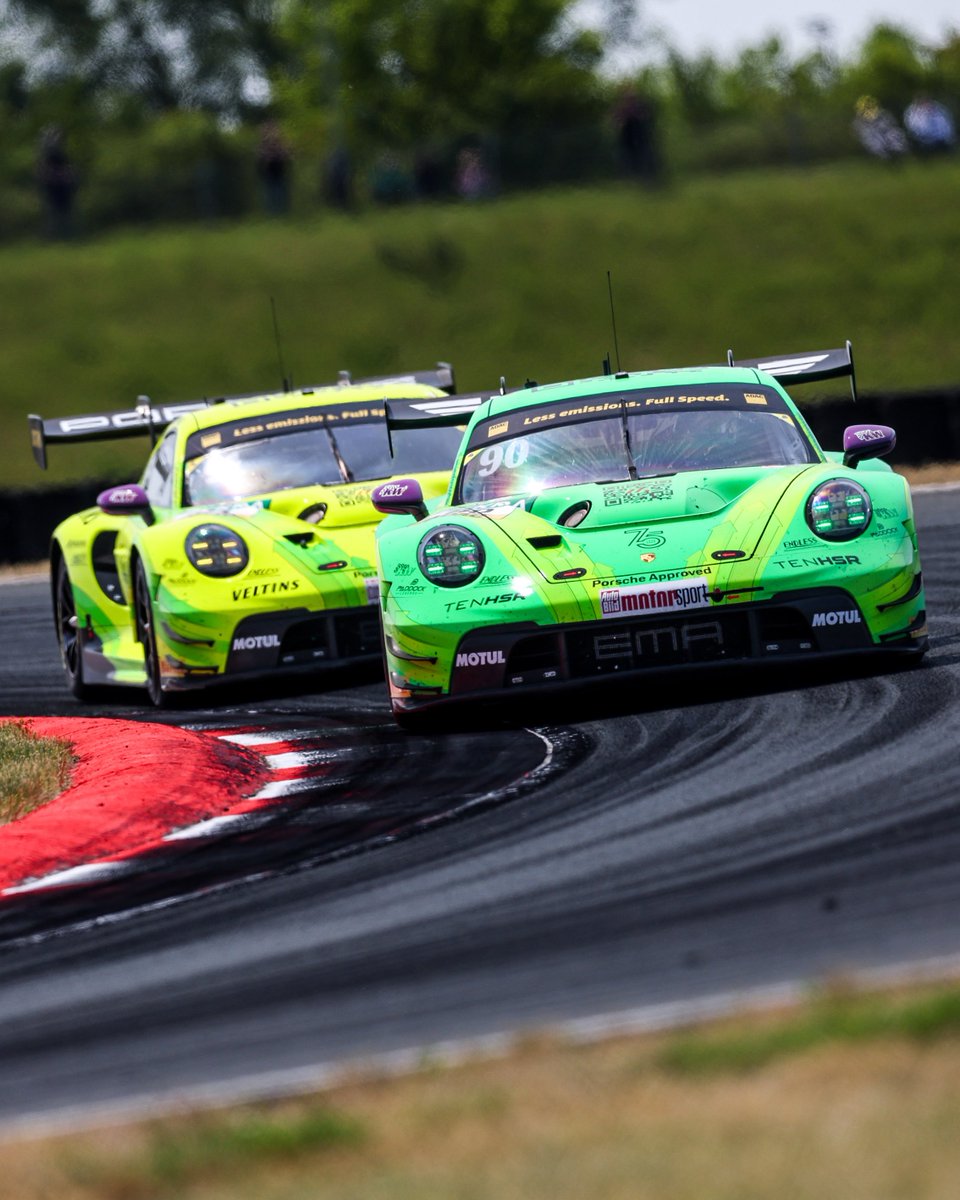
371,346 -> 926,726
30,365 -> 480,705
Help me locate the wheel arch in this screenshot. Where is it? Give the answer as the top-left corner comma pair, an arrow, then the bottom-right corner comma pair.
129,547 -> 148,643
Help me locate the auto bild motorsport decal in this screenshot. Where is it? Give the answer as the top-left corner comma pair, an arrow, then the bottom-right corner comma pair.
599,578 -> 711,618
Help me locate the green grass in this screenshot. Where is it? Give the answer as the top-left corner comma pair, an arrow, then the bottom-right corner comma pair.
657,985 -> 960,1075
0,720 -> 73,823
61,1107 -> 366,1199
3,157 -> 960,489
144,1108 -> 366,1189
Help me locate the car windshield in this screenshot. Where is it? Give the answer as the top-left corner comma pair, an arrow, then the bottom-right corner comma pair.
183,422 -> 464,506
457,407 -> 816,503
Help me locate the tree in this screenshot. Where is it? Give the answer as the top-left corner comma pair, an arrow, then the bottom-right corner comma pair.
0,0 -> 280,115
844,24 -> 929,114
273,0 -> 604,149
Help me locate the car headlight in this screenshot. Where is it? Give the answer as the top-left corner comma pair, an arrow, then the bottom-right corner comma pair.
805,480 -> 872,541
417,524 -> 485,587
184,524 -> 249,577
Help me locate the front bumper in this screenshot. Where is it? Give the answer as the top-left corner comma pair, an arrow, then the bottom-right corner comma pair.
160,604 -> 383,691
388,586 -> 927,711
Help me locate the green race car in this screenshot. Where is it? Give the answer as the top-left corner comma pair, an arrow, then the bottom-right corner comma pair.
31,366 -> 480,705
371,346 -> 926,726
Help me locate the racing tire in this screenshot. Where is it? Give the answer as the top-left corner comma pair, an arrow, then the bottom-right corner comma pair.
133,559 -> 170,708
54,556 -> 93,701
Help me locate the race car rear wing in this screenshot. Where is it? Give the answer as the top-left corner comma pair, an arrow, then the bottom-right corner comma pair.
727,341 -> 858,403
344,362 -> 456,394
27,362 -> 457,469
383,393 -> 491,456
28,399 -> 208,470
384,393 -> 490,432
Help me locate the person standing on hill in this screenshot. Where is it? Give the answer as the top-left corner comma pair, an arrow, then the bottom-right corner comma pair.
613,88 -> 660,183
256,120 -> 293,215
36,125 -> 78,238
853,96 -> 909,160
904,95 -> 956,155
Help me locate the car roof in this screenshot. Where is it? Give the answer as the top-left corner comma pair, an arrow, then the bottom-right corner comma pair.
481,364 -> 770,419
177,380 -> 449,437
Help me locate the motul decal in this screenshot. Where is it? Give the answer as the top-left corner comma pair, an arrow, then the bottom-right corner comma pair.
811,610 -> 862,627
231,634 -> 281,651
455,650 -> 506,667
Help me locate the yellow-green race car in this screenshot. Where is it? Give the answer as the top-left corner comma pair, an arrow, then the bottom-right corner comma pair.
30,366 -> 479,705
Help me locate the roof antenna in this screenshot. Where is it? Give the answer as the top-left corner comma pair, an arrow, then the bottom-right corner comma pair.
846,339 -> 858,404
136,395 -> 159,446
606,270 -> 622,373
270,296 -> 292,393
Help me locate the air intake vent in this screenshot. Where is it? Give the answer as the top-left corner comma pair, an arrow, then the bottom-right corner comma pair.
559,502 -> 591,528
527,535 -> 563,550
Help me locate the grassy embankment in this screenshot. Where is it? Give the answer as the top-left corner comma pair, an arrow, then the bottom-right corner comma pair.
0,721 -> 72,823
4,981 -> 960,1198
1,157 -> 959,491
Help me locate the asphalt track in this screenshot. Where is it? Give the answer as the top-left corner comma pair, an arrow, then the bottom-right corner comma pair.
0,488 -> 959,1131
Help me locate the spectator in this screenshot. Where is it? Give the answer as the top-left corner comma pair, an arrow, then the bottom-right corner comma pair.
904,95 -> 956,155
36,125 -> 78,238
414,146 -> 447,200
256,120 -> 292,215
613,88 -> 660,183
370,152 -> 414,205
323,144 -> 354,210
853,96 -> 909,161
455,146 -> 492,200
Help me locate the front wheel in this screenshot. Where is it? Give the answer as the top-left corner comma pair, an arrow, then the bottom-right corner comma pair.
133,560 -> 169,708
54,556 -> 91,700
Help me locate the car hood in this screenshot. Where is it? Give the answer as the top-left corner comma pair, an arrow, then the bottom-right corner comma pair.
185,471 -> 451,531
460,465 -> 817,583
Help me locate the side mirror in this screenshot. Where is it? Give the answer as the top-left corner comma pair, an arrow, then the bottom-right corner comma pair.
371,478 -> 428,521
842,424 -> 896,468
97,483 -> 155,525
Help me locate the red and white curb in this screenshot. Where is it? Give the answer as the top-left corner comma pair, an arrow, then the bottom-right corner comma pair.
162,727 -> 348,841
0,721 -> 349,896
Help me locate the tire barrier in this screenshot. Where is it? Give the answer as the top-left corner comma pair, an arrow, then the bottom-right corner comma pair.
3,385 -> 959,565
0,479 -> 116,567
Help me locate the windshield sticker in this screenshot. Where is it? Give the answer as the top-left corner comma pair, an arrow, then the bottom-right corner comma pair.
185,403 -> 386,460
467,385 -> 788,452
333,486 -> 373,507
197,500 -> 265,517
602,482 -> 674,505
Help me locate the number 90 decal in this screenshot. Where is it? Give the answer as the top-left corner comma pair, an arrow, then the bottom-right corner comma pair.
475,439 -> 530,477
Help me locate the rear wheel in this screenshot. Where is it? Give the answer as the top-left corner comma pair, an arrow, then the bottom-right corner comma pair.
54,556 -> 91,700
133,560 -> 169,708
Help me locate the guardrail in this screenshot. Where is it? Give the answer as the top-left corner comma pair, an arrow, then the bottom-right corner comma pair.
3,385 -> 959,566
